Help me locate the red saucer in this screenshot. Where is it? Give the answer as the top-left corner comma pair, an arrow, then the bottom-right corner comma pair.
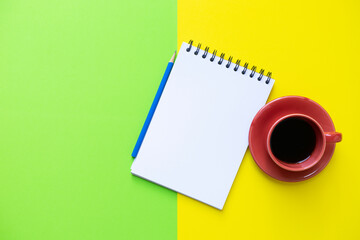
249,96 -> 336,182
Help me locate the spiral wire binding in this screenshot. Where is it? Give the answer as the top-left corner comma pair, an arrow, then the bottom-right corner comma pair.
210,50 -> 217,62
234,60 -> 241,71
218,53 -> 225,65
226,56 -> 233,68
258,69 -> 265,81
194,43 -> 201,55
186,40 -> 272,84
242,62 -> 249,74
202,47 -> 209,58
186,40 -> 193,52
250,66 -> 257,78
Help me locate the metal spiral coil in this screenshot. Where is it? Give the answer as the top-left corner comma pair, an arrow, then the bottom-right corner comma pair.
250,66 -> 257,78
202,47 -> 209,58
234,60 -> 241,71
266,72 -> 272,84
194,43 -> 201,55
242,62 -> 249,74
226,56 -> 233,68
258,69 -> 265,81
186,40 -> 193,52
218,53 -> 225,65
210,50 -> 217,62
186,40 -> 272,84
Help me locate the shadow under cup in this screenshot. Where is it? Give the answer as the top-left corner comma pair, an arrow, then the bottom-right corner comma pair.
266,114 -> 327,172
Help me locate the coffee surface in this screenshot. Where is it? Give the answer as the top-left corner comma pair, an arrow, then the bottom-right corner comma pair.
270,118 -> 316,163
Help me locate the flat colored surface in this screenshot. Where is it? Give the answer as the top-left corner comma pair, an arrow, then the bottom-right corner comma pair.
1,0 -> 360,239
177,0 -> 360,239
0,1 -> 177,240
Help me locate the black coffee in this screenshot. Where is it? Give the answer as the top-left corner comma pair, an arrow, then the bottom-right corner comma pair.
270,117 -> 316,164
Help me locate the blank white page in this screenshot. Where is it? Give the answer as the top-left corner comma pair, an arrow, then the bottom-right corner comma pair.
131,42 -> 274,210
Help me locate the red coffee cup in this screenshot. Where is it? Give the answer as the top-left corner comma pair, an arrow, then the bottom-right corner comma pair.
266,113 -> 342,172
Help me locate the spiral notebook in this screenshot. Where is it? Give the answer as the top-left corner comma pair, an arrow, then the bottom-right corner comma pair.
131,41 -> 274,210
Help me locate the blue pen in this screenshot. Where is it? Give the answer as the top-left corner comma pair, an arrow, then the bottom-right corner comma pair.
132,52 -> 176,158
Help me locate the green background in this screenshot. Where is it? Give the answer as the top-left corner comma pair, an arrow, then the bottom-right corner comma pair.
0,1 -> 177,239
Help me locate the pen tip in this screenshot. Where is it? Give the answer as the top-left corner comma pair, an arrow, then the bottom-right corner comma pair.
170,51 -> 176,63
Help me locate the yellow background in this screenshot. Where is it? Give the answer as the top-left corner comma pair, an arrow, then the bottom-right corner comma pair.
177,0 -> 360,239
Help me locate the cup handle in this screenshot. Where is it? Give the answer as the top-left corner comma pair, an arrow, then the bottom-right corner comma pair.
324,132 -> 342,143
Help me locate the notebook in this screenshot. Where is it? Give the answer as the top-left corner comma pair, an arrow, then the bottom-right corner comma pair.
131,41 -> 274,210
